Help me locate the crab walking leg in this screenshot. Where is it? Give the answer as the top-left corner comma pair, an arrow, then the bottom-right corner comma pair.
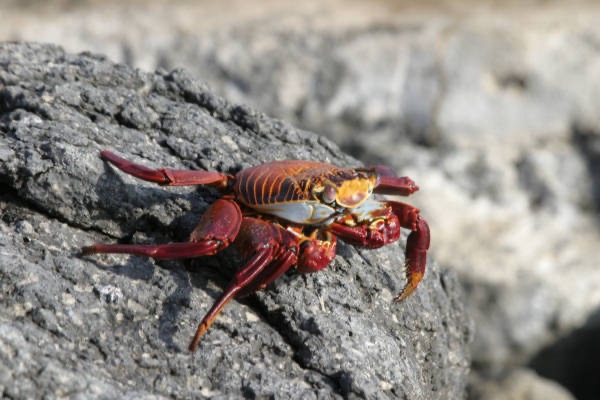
100,150 -> 231,189
389,201 -> 431,302
82,241 -> 222,259
360,164 -> 417,194
237,250 -> 298,298
232,219 -> 301,297
374,176 -> 419,196
189,247 -> 275,352
357,165 -> 419,196
394,217 -> 430,301
82,199 -> 242,259
190,217 -> 303,350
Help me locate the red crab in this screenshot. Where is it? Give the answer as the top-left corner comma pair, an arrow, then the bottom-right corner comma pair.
82,151 -> 430,351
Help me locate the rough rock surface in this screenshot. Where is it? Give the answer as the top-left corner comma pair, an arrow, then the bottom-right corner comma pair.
0,42 -> 471,399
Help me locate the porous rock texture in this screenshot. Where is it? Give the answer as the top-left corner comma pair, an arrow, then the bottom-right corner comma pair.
0,42 -> 471,399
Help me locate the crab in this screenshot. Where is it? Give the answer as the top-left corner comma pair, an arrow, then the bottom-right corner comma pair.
82,151 -> 430,351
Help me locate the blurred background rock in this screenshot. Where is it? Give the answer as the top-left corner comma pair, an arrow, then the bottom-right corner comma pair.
2,0 -> 599,398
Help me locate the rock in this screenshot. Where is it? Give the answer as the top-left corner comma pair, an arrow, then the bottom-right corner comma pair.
0,42 -> 471,399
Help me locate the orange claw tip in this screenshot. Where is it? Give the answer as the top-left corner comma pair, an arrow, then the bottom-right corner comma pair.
393,270 -> 424,302
188,323 -> 209,352
393,284 -> 417,303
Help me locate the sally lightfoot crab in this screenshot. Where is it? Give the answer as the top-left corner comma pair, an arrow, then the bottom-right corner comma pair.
82,151 -> 430,351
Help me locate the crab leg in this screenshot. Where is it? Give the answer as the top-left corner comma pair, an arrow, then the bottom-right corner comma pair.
238,229 -> 338,296
329,200 -> 430,301
389,201 -> 430,302
225,220 -> 302,297
81,241 -> 221,259
100,150 -> 231,189
189,217 -> 301,351
189,246 -> 275,352
237,250 -> 298,298
359,166 -> 418,196
374,175 -> 419,196
82,198 -> 242,259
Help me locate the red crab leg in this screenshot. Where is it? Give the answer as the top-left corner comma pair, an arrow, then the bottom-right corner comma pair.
82,198 -> 242,259
81,241 -> 221,259
189,218 -> 302,350
236,250 -> 298,298
225,220 -> 301,298
359,166 -> 419,196
374,175 -> 419,196
389,201 -> 431,302
100,150 -> 231,190
189,246 -> 275,352
239,230 -> 338,295
362,165 -> 420,196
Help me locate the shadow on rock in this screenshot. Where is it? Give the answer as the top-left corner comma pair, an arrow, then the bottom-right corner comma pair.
530,308 -> 600,400
572,125 -> 600,220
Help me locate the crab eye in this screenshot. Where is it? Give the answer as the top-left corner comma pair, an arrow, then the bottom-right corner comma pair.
322,185 -> 337,204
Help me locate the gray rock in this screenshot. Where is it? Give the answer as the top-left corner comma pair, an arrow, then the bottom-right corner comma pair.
0,42 -> 471,399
